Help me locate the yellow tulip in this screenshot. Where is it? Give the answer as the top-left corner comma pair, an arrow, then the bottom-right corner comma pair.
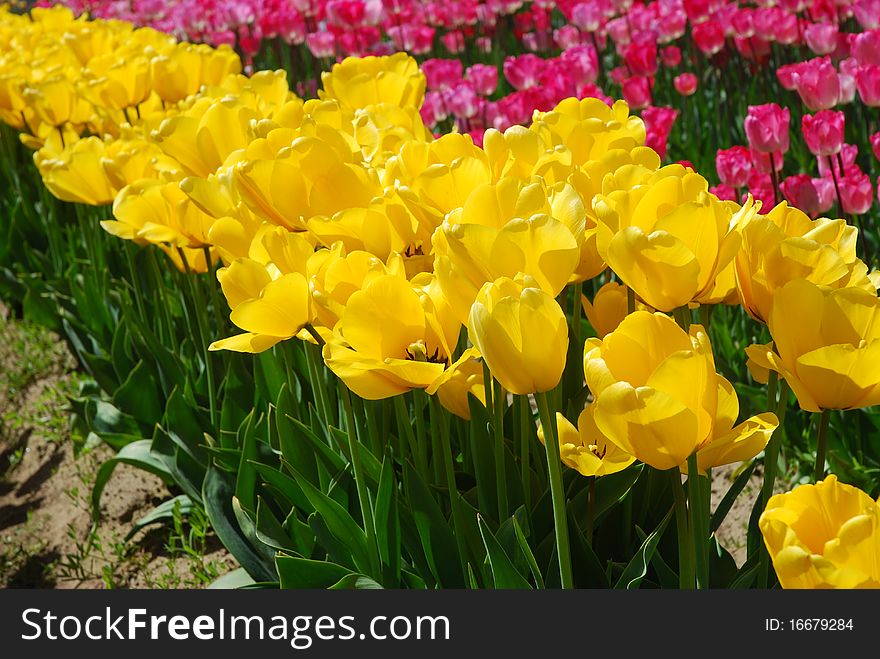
735,202 -> 878,324
102,179 -> 216,249
23,75 -> 92,128
581,281 -> 641,338
309,245 -> 407,330
538,407 -> 636,477
433,177 -> 583,323
531,98 -> 646,166
584,311 -> 777,471
210,229 -> 316,353
759,475 -> 880,589
322,274 -> 457,399
425,348 -> 486,420
319,52 -> 425,112
594,166 -> 748,311
467,275 -> 568,396
150,43 -> 242,104
80,53 -> 151,112
746,279 -> 880,412
35,135 -> 117,205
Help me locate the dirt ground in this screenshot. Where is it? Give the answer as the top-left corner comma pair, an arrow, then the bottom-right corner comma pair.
0,302 -> 235,588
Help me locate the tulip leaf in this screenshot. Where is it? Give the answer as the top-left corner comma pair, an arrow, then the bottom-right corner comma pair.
276,556 -> 352,589
330,426 -> 382,487
403,462 -> 464,588
234,410 -> 259,512
208,567 -> 257,590
328,574 -> 383,589
374,455 -> 401,586
290,465 -> 371,574
125,494 -> 193,541
478,515 -> 532,589
204,465 -> 277,582
591,463 -> 644,524
162,387 -> 210,464
710,459 -> 757,533
709,536 -> 739,588
565,502 -> 609,588
250,460 -> 310,512
613,505 -> 674,589
113,360 -> 162,426
730,555 -> 761,589
109,322 -> 134,381
512,516 -> 544,589
284,413 -> 347,481
254,496 -> 297,552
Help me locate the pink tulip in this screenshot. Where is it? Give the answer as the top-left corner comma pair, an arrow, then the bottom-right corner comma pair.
692,21 -> 725,56
446,82 -> 481,119
674,72 -> 698,96
622,76 -> 652,110
716,146 -> 753,188
561,45 -> 599,86
661,45 -> 682,68
818,143 -> 858,179
732,8 -> 755,39
854,0 -> 880,29
750,148 -> 784,174
554,25 -> 581,50
839,169 -> 874,214
441,30 -> 465,54
776,63 -> 802,91
856,64 -> 880,106
748,171 -> 776,209
571,1 -> 603,32
642,105 -> 678,159
852,30 -> 880,66
466,64 -> 499,96
710,184 -> 738,202
306,31 -> 335,58
657,11 -> 687,43
606,17 -> 631,45
801,110 -> 845,157
792,56 -> 840,110
744,103 -> 790,155
804,22 -> 839,55
624,41 -> 657,77
871,131 -> 880,161
422,59 -> 463,91
780,174 -> 829,217
503,54 -> 546,90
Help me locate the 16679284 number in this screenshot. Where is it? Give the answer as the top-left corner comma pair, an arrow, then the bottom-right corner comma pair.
790,619 -> 854,631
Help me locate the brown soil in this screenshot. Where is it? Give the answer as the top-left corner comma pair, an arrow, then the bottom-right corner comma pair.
0,301 -> 236,588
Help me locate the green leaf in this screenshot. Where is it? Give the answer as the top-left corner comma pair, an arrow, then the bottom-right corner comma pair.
374,455 -> 401,586
254,496 -> 297,552
478,515 -> 532,589
512,516 -> 544,589
91,439 -> 171,521
289,465 -> 371,574
613,505 -> 674,589
710,459 -> 756,533
113,360 -> 162,426
276,556 -> 350,589
574,463 -> 643,525
234,411 -> 259,512
203,464 -> 276,582
329,574 -> 383,589
403,462 -> 464,588
125,494 -> 193,541
208,567 -> 256,590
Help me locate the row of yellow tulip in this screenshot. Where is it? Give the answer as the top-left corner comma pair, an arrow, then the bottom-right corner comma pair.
1,5 -> 877,588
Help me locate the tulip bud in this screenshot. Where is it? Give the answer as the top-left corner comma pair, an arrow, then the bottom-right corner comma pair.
744,103 -> 789,155
467,275 -> 568,395
674,72 -> 698,96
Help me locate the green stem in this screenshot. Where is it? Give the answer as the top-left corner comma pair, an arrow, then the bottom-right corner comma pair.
670,467 -> 694,589
493,378 -> 508,521
535,391 -> 573,589
339,383 -> 380,579
757,378 -> 789,588
394,395 -> 425,476
430,396 -> 469,573
687,453 -> 709,589
518,395 -> 531,511
814,409 -> 831,482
